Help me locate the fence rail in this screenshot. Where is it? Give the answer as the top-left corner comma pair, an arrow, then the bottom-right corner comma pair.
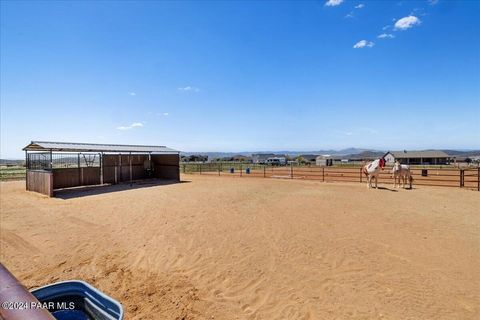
181,163 -> 480,191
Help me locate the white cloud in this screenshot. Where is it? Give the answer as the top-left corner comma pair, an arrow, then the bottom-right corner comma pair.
178,86 -> 200,92
325,0 -> 343,7
353,40 -> 374,49
116,122 -> 144,130
128,92 -> 136,96
394,15 -> 421,30
428,0 -> 439,5
382,25 -> 391,30
377,33 -> 395,39
157,112 -> 169,116
345,12 -> 354,18
355,4 -> 365,9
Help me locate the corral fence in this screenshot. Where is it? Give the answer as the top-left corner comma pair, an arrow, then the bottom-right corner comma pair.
181,162 -> 480,191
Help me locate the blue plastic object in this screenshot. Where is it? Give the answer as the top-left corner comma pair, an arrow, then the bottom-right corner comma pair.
31,280 -> 123,320
246,168 -> 250,174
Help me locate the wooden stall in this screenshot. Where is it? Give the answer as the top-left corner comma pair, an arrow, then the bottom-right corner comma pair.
23,141 -> 180,197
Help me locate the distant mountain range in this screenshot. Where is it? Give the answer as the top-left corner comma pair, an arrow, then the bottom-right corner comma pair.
2,149 -> 479,164
181,148 -> 480,159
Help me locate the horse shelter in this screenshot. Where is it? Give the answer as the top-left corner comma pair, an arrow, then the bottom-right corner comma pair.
23,141 -> 180,197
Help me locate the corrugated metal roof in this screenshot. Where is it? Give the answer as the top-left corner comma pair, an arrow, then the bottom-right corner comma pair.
388,150 -> 450,158
23,141 -> 179,153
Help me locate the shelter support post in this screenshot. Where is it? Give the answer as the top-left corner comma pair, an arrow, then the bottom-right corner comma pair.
129,152 -> 132,184
100,152 -> 103,185
78,153 -> 81,185
25,151 -> 28,189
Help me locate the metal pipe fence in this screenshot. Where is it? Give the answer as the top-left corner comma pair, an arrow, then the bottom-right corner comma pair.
27,152 -> 101,170
181,162 -> 480,191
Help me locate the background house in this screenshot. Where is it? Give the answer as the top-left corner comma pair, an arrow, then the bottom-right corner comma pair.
252,153 -> 275,163
384,150 -> 451,165
316,156 -> 333,166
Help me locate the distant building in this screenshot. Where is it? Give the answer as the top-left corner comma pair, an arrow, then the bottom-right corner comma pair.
316,155 -> 333,166
252,153 -> 275,164
266,156 -> 287,166
383,150 -> 451,165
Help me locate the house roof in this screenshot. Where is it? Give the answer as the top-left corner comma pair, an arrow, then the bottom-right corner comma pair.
23,141 -> 179,154
387,150 -> 450,158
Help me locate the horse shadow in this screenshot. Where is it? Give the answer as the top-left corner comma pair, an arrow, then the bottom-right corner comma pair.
376,186 -> 398,192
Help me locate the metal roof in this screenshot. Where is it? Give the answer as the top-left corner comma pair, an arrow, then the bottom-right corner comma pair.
387,150 -> 450,158
23,141 -> 179,153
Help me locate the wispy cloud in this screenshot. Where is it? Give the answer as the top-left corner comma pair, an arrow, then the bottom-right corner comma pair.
336,127 -> 378,136
358,127 -> 379,135
128,92 -> 136,96
178,86 -> 200,93
382,25 -> 391,30
428,0 -> 439,5
345,3 -> 364,18
335,130 -> 353,136
116,122 -> 144,130
353,40 -> 374,49
394,15 -> 421,30
377,33 -> 395,39
325,0 -> 343,7
157,112 -> 169,116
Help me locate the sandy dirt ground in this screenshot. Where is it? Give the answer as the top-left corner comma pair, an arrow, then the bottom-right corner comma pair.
1,175 -> 479,319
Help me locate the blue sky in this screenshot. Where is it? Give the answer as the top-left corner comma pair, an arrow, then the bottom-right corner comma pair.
1,0 -> 479,158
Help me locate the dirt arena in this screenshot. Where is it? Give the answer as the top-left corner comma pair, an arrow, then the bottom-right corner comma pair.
1,175 -> 479,319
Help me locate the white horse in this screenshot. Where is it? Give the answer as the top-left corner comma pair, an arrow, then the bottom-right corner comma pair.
362,158 -> 386,189
391,161 -> 412,188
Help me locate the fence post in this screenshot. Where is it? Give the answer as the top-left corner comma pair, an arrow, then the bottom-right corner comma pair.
460,169 -> 464,188
240,163 -> 242,177
322,167 -> 325,182
290,163 -> 293,179
199,163 -> 201,174
478,167 -> 480,191
218,163 -> 221,176
359,167 -> 363,183
264,165 -> 266,178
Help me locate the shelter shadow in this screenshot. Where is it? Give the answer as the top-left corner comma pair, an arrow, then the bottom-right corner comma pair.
55,179 -> 189,199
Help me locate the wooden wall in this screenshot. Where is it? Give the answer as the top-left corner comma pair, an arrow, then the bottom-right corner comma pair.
152,154 -> 180,181
26,170 -> 53,197
103,154 -> 149,183
52,168 -> 100,189
103,154 -> 179,182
